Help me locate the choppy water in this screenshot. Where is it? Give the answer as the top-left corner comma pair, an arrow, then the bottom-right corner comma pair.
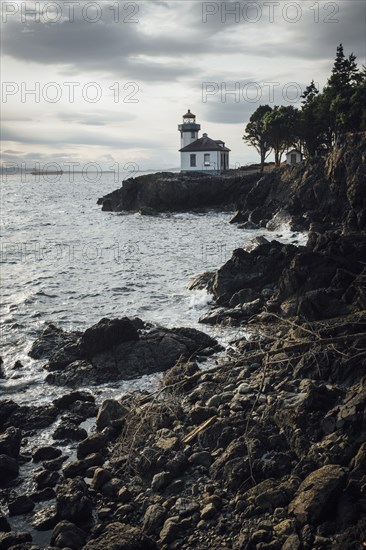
1,171 -> 306,404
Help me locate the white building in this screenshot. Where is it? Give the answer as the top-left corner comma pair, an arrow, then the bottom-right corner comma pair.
286,149 -> 303,166
178,110 -> 230,173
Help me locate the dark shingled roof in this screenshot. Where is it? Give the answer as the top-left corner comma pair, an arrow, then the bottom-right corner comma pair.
180,135 -> 230,152
183,109 -> 196,118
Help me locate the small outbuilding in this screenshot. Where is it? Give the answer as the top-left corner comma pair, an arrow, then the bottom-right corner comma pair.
286,149 -> 303,166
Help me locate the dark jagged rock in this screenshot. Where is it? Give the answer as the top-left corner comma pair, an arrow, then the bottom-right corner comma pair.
187,271 -> 215,292
32,446 -> 62,462
56,478 -> 93,525
51,520 -> 87,549
41,319 -> 217,387
79,317 -> 139,356
212,240 -> 299,306
0,515 -> 11,532
233,132 -> 366,232
96,399 -> 128,431
34,469 -> 60,490
29,487 -> 55,503
52,422 -> 88,442
53,390 -> 95,410
0,400 -> 58,432
83,522 -> 158,550
97,171 -> 259,213
32,505 -> 59,531
8,495 -> 35,516
77,433 -> 108,460
0,454 -> 19,482
0,427 -> 22,458
288,465 -> 348,525
28,323 -> 81,360
0,531 -> 32,549
197,231 -> 366,325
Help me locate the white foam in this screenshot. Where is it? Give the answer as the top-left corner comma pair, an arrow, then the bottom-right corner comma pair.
188,289 -> 213,310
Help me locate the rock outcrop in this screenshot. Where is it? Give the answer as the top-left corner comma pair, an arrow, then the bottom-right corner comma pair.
97,171 -> 259,213
30,317 -> 218,386
197,231 -> 366,326
234,132 -> 366,232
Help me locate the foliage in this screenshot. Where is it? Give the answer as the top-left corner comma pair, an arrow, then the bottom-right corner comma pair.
244,44 -> 366,164
243,105 -> 272,172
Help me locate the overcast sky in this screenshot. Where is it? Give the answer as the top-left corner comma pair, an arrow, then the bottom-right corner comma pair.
1,0 -> 365,171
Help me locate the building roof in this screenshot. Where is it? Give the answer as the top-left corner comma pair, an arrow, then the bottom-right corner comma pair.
183,109 -> 196,118
180,135 -> 230,152
286,149 -> 303,155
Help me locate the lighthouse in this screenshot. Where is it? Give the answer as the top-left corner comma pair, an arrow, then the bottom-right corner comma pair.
178,109 -> 230,173
178,109 -> 201,149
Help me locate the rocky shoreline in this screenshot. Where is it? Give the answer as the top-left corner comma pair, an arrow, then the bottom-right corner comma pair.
1,133 -> 366,549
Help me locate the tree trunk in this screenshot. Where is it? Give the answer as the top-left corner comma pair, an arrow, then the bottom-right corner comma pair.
274,149 -> 280,167
260,149 -> 266,172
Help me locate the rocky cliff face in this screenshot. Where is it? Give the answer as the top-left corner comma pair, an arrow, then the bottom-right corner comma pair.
98,134 -> 365,232
97,171 -> 260,213
234,132 -> 366,232
195,133 -> 366,327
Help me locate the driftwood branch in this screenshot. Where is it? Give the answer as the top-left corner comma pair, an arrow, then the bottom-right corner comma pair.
182,416 -> 217,444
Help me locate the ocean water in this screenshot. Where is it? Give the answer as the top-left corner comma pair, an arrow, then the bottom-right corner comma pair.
0,171 -> 306,405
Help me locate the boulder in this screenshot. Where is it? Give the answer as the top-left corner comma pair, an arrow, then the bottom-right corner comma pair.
29,323 -> 80,360
143,504 -> 167,535
56,478 -> 93,524
8,495 -> 35,516
0,454 -> 19,482
44,321 -> 217,387
77,433 -> 108,459
51,520 -> 87,549
32,505 -> 59,531
79,317 -> 139,356
53,422 -> 88,442
53,390 -> 95,410
32,446 -> 62,462
0,427 -> 22,458
83,522 -> 158,549
0,531 -> 32,549
96,399 -> 127,431
0,401 -> 58,431
212,241 -> 299,306
34,469 -> 60,490
288,464 -> 347,524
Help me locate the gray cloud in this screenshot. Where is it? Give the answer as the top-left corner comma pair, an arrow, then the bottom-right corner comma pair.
58,110 -> 137,126
1,125 -> 163,149
2,0 -> 364,84
1,8 -> 205,82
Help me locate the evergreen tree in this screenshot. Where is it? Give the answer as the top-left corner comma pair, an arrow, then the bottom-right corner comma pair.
325,43 -> 361,139
300,82 -> 329,157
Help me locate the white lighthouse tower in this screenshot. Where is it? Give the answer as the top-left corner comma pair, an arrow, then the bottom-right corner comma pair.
178,109 -> 201,149
178,108 -> 231,173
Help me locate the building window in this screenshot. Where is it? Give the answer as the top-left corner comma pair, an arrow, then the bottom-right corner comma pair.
191,132 -> 196,138
204,153 -> 210,166
291,153 -> 297,165
190,154 -> 196,167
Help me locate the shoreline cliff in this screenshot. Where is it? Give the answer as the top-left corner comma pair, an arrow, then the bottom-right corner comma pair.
1,133 -> 365,549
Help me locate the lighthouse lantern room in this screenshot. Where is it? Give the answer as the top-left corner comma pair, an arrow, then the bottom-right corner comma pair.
178,109 -> 201,149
